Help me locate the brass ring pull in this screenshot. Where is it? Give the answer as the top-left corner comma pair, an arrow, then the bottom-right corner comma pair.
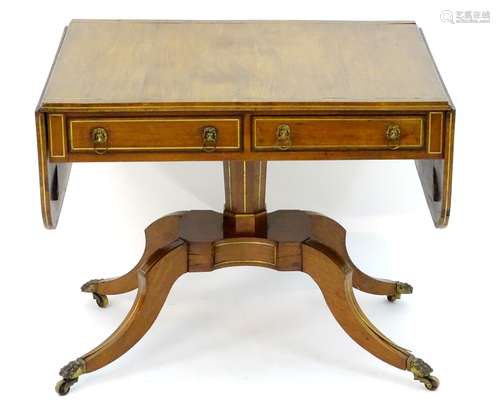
276,124 -> 291,150
202,126 -> 217,152
385,124 -> 401,150
91,127 -> 108,155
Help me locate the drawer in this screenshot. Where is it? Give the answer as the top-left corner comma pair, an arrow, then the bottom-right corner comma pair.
253,116 -> 424,151
69,117 -> 241,154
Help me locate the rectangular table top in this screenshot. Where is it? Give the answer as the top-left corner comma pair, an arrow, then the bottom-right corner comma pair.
40,20 -> 451,107
36,20 -> 455,231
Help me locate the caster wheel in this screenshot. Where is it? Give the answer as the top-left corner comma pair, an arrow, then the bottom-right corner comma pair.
55,378 -> 77,396
424,376 -> 440,391
92,292 -> 109,308
387,282 -> 413,302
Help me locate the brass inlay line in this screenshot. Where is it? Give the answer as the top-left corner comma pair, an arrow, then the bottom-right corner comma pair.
42,103 -> 452,112
427,112 -> 444,154
227,162 -> 233,210
243,161 -> 247,212
442,111 -> 454,226
253,117 -> 424,150
69,118 -> 240,152
215,241 -> 275,248
37,114 -> 50,227
215,240 -> 277,266
257,160 -> 263,209
49,114 -> 66,158
213,260 -> 276,268
349,290 -> 410,354
228,212 -> 266,217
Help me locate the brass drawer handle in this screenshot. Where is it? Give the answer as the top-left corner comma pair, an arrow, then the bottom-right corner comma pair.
91,127 -> 108,155
385,124 -> 401,150
276,124 -> 291,150
202,126 -> 217,152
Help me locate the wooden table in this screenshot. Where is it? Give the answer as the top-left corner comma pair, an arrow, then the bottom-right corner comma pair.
35,20 -> 454,395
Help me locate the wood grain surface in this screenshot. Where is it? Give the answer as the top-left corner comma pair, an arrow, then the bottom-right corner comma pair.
36,20 -> 455,230
76,210 -> 416,386
69,117 -> 241,152
253,115 -> 424,151
48,20 -> 446,392
40,20 -> 451,106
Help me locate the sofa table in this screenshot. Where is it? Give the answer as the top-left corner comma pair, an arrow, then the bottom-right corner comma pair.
35,20 -> 454,395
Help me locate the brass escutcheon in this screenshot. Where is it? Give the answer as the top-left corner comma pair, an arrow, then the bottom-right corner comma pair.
91,127 -> 108,155
202,126 -> 218,152
385,123 -> 401,150
276,124 -> 291,150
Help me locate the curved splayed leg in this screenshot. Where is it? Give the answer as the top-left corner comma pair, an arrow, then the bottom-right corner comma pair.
80,213 -> 185,306
307,212 -> 413,302
302,240 -> 438,390
56,240 -> 188,395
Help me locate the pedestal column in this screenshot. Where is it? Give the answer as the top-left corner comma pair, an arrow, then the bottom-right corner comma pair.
223,160 -> 267,236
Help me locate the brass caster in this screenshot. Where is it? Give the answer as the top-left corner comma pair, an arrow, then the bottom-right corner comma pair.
81,278 -> 102,293
387,282 -> 413,302
55,378 -> 78,396
422,375 -> 440,391
56,358 -> 86,396
81,279 -> 109,308
407,356 -> 439,391
92,292 -> 109,308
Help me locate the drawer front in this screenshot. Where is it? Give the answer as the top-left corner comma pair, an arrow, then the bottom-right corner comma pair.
69,117 -> 241,153
253,116 -> 424,151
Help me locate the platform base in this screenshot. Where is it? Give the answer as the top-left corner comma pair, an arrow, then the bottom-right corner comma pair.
56,209 -> 437,394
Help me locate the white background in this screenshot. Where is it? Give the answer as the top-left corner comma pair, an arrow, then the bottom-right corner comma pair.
1,0 -> 499,410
